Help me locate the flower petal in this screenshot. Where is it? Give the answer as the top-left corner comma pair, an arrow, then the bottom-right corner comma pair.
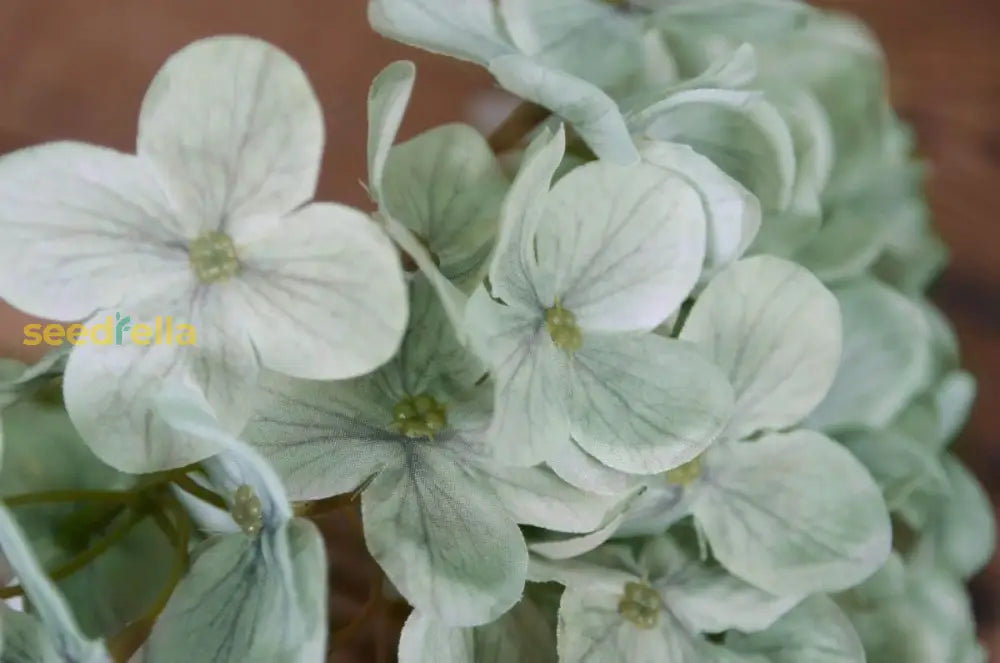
367,60 -> 417,201
368,0 -> 513,65
806,278 -> 934,430
489,126 -> 566,310
232,202 -> 407,380
535,160 -> 706,332
361,447 -> 528,626
244,371 -> 404,501
630,89 -> 796,214
640,141 -> 760,275
570,333 -> 733,474
465,287 -> 571,467
383,124 -> 508,284
398,598 -> 557,663
0,142 -> 188,320
137,36 -> 323,225
489,54 -> 639,164
693,430 -> 891,595
146,520 -> 327,663
679,256 -> 841,438
62,296 -> 258,474
726,596 -> 865,663
498,0 -> 642,88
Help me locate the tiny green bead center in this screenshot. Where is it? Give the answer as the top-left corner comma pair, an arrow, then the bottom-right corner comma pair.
618,581 -> 662,629
545,301 -> 583,354
665,455 -> 703,487
189,231 -> 240,283
232,484 -> 263,537
390,393 -> 448,439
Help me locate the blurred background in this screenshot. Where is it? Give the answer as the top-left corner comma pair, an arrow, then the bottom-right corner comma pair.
0,0 -> 996,660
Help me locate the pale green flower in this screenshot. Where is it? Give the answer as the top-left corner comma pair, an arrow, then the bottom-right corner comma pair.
466,125 -> 734,475
144,382 -> 328,663
531,536 -> 799,663
0,36 -> 408,474
244,280 -> 622,627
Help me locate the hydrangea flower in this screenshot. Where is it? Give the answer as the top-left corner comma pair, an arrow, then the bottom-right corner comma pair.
243,280 -> 623,626
145,381 -> 328,663
530,535 -> 800,663
0,505 -> 111,662
465,124 -> 734,475
0,36 -> 408,473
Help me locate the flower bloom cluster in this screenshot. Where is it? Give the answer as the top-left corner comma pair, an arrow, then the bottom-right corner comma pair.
0,1 -> 991,662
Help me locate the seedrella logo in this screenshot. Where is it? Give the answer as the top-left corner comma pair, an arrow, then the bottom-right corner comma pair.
23,313 -> 197,347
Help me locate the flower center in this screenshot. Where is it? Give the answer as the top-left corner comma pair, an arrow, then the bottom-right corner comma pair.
390,393 -> 448,439
545,300 -> 583,354
189,231 -> 240,283
618,581 -> 662,629
232,484 -> 263,537
665,455 -> 703,487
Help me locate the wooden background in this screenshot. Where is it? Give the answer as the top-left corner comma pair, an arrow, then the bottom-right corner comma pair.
0,1 -> 996,659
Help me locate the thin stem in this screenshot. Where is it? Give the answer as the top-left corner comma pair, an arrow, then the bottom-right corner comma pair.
173,474 -> 228,511
333,572 -> 385,646
4,489 -> 135,508
488,101 -> 550,154
109,497 -> 192,663
0,507 -> 146,599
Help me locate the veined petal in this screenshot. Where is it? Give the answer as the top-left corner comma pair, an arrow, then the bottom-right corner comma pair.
244,371 -> 404,501
62,295 -> 258,474
465,287 -> 570,467
398,598 -> 557,663
726,596 -> 865,663
137,36 -> 323,226
232,203 -> 407,380
806,278 -> 934,430
0,142 -> 189,320
557,586 -> 707,663
546,440 -> 638,496
483,464 -> 624,533
498,0 -> 642,89
145,520 -> 327,663
570,334 -> 733,474
361,448 -> 528,627
693,430 -> 891,595
640,140 -> 760,274
630,89 -> 797,215
489,126 -> 566,310
489,54 -> 639,164
679,256 -> 842,438
535,161 -> 706,332
368,0 -> 514,65
367,60 -> 417,201
382,124 -> 508,285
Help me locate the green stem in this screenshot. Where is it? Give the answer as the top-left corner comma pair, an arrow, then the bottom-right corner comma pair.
0,507 -> 147,599
4,489 -> 135,508
173,474 -> 228,511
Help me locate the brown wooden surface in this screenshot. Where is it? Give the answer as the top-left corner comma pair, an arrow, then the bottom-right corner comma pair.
0,0 -> 996,659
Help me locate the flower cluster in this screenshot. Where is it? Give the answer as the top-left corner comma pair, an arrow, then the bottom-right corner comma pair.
0,1 -> 991,662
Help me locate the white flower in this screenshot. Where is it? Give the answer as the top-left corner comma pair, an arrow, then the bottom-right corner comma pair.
0,37 -> 408,473
465,126 -> 734,475
244,281 -> 623,627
